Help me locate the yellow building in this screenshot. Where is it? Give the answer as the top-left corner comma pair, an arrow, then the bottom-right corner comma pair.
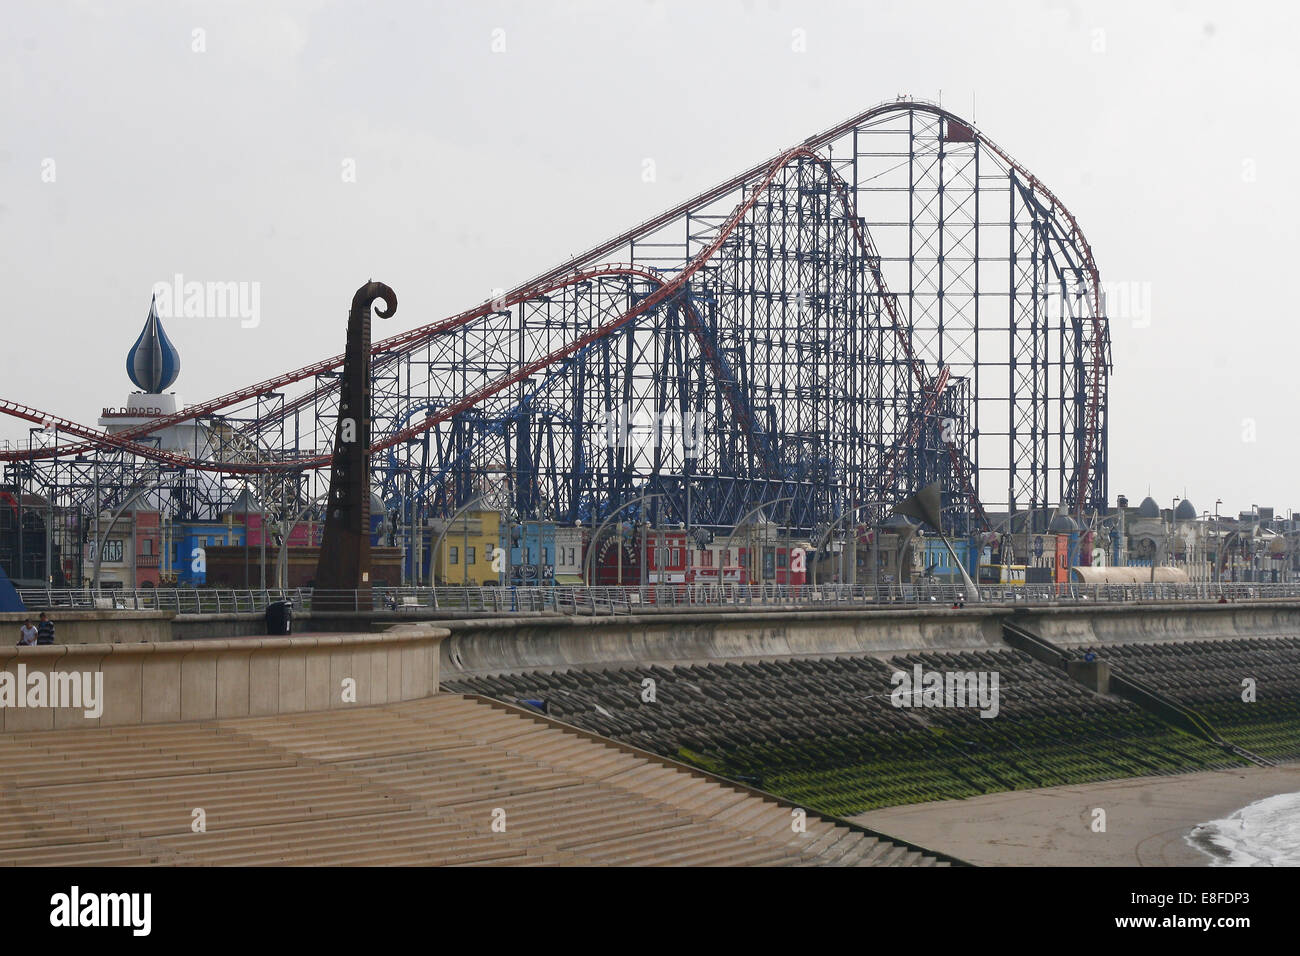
432,510 -> 502,586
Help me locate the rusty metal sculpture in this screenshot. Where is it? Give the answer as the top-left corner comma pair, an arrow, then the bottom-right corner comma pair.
313,281 -> 397,609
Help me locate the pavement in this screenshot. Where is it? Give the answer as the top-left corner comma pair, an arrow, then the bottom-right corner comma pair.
852,764 -> 1300,866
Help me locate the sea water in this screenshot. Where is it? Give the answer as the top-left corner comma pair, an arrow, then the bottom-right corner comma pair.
1187,791 -> 1300,866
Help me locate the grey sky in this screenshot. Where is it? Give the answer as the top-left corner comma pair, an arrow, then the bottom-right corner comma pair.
2,0 -> 1295,517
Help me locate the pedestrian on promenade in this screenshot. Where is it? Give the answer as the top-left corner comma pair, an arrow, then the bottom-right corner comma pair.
17,620 -> 37,646
36,612 -> 55,645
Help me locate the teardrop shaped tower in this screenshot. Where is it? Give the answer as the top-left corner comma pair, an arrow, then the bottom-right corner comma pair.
125,295 -> 181,393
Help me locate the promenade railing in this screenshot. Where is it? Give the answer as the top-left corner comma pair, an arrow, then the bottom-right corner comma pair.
16,581 -> 1300,616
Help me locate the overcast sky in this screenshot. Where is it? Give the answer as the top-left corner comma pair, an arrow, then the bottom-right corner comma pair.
2,0 -> 1296,517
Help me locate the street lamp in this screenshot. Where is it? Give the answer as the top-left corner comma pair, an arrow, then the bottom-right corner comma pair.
1171,497 -> 1180,548
583,494 -> 660,586
809,500 -> 892,587
1200,511 -> 1210,583
92,468 -> 179,591
1212,500 -> 1223,584
988,505 -> 1059,570
274,490 -> 330,590
718,496 -> 799,587
429,491 -> 499,587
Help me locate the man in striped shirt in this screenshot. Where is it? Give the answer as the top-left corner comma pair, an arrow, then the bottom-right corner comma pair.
36,612 -> 55,645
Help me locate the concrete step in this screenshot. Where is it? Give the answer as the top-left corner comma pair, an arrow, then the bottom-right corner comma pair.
0,694 -> 947,867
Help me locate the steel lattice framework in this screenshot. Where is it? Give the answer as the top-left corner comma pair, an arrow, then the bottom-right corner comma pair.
1,100 -> 1110,578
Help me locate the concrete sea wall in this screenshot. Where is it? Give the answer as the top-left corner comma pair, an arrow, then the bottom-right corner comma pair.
440,601 -> 1300,677
0,610 -> 174,645
1017,602 -> 1300,648
0,624 -> 448,732
440,608 -> 1008,676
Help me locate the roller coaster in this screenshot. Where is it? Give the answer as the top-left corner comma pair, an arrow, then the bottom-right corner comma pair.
0,99 -> 1110,578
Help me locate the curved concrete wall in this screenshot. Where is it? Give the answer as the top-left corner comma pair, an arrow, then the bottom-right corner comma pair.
1018,602 -> 1300,647
0,624 -> 448,732
440,601 -> 1300,677
171,613 -> 269,640
441,608 -> 1006,676
0,610 -> 174,645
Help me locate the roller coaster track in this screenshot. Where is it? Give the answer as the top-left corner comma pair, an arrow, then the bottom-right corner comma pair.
0,149 -> 927,465
1,99 -> 1103,514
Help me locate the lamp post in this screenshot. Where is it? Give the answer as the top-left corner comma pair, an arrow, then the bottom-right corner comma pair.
988,505 -> 1059,572
1249,504 -> 1261,583
641,515 -> 648,590
1200,511 -> 1210,583
274,490 -> 331,590
260,495 -> 268,591
583,494 -> 661,586
1213,499 -> 1223,583
501,508 -> 513,589
809,500 -> 892,588
1082,509 -> 1120,569
1160,496 -> 1179,583
92,469 -> 178,591
717,496 -> 798,587
931,502 -> 982,601
429,491 -> 498,588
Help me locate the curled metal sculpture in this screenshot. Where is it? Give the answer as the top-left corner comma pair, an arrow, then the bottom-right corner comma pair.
313,281 -> 397,607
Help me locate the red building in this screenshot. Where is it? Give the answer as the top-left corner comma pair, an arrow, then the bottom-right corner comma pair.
591,530 -> 808,588
691,540 -> 808,586
132,510 -> 162,587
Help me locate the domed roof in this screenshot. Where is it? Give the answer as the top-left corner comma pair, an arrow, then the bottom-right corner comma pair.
1135,496 -> 1161,519
220,488 -> 264,515
1048,513 -> 1079,533
125,295 -> 181,393
1174,499 -> 1197,520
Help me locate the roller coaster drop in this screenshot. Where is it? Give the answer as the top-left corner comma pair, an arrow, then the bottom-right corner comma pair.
1,100 -> 1111,574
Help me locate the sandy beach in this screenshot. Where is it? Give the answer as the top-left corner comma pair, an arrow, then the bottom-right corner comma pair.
852,764 -> 1300,866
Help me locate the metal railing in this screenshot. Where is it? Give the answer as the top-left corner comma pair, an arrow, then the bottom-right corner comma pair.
16,581 -> 1300,615
16,587 -> 309,614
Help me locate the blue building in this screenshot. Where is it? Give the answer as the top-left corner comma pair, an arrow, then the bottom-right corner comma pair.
500,520 -> 556,585
920,535 -> 977,582
170,520 -> 246,586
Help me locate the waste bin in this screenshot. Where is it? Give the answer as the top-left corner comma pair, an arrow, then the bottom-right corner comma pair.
265,600 -> 293,635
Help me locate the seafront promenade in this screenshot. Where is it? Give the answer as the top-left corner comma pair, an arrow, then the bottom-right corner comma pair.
855,765 -> 1300,866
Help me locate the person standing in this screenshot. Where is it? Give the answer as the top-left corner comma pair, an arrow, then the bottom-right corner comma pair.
17,620 -> 37,646
35,612 -> 55,645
